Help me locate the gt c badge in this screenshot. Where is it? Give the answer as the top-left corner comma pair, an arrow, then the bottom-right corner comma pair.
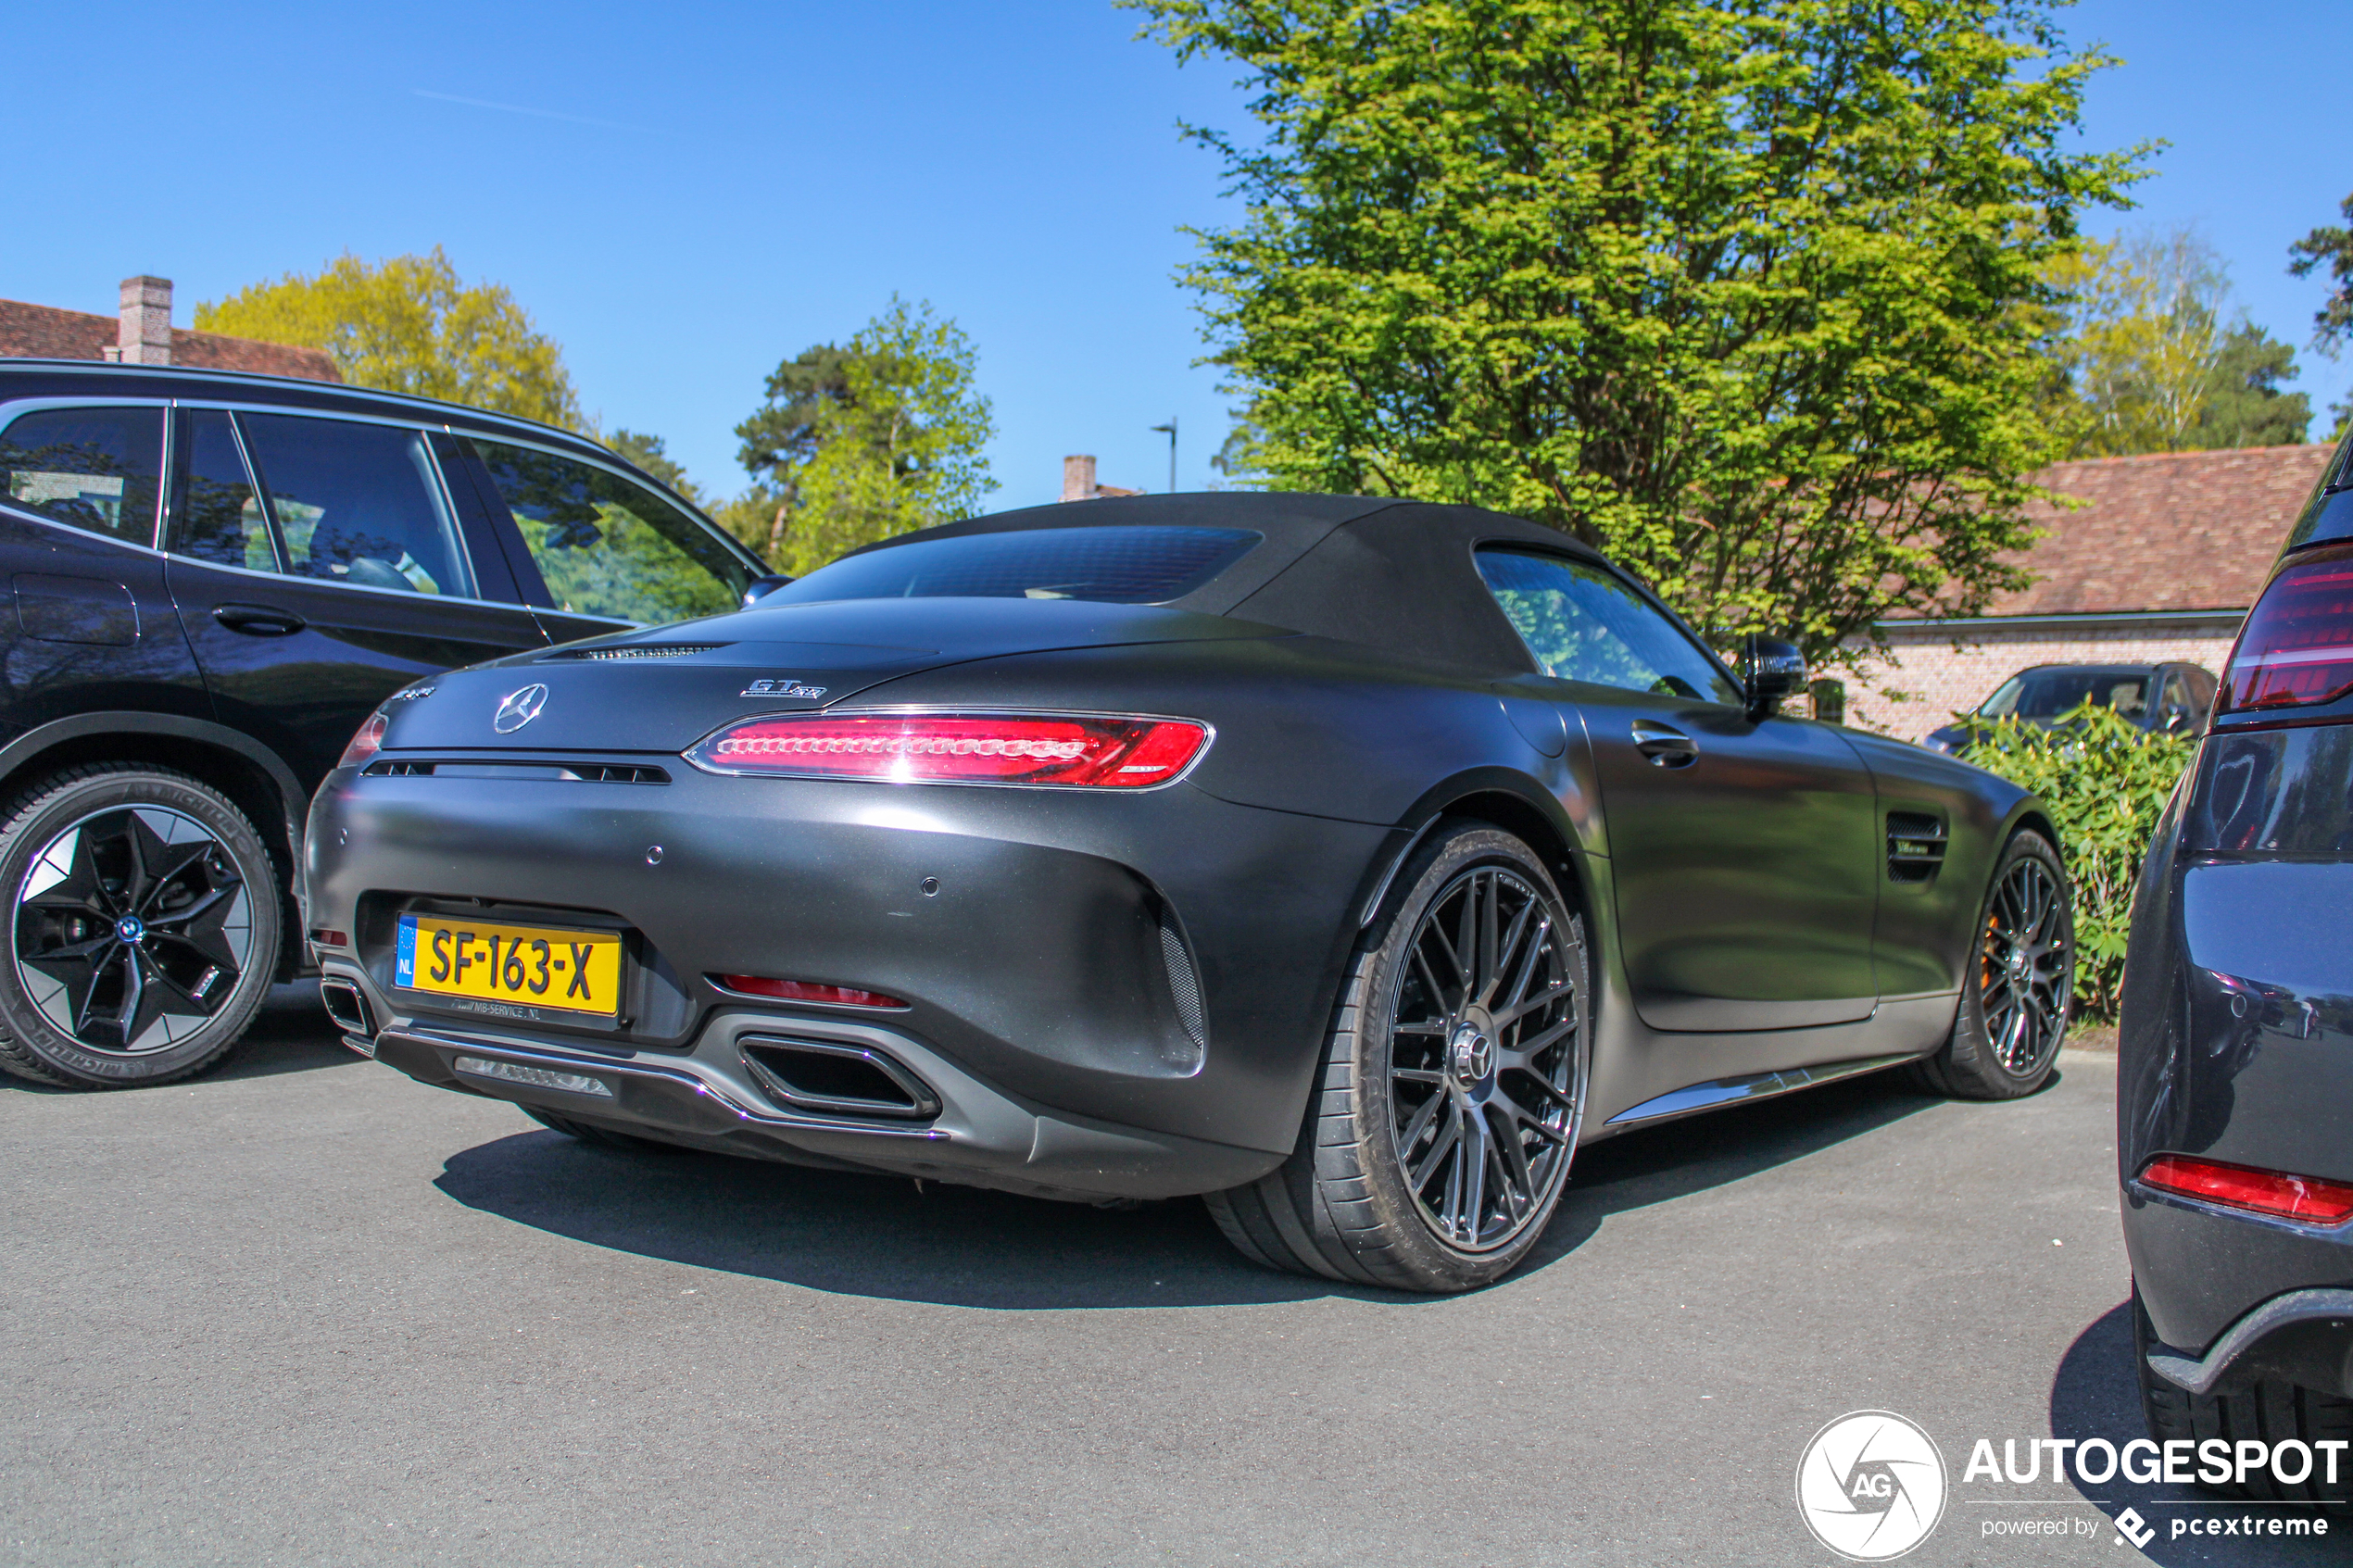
741,678 -> 828,699
493,683 -> 549,734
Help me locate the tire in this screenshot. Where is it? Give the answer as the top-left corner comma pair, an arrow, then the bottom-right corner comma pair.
520,1105 -> 697,1155
2134,1283 -> 2353,1503
1910,828 -> 2073,1100
1206,822 -> 1591,1294
0,764 -> 281,1089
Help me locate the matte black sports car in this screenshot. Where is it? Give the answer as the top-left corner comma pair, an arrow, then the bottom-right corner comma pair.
2119,430 -> 2353,1496
308,495 -> 2073,1292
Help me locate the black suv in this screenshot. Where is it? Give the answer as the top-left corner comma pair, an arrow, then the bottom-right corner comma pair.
0,361 -> 768,1088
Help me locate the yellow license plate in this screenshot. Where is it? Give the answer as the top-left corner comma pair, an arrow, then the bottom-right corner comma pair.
394,914 -> 623,1017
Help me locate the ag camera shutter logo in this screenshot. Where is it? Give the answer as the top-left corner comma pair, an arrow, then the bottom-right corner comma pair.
1795,1411 -> 1947,1561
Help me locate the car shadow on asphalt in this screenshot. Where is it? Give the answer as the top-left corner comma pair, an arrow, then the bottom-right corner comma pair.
432,1060 -> 1945,1310
2049,1301 -> 2347,1562
0,984 -> 357,1094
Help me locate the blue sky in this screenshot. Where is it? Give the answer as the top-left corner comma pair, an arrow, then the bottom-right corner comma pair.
9,2 -> 2349,519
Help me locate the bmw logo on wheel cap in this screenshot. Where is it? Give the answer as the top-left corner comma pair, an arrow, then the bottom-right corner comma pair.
1795,1410 -> 1946,1561
492,684 -> 548,734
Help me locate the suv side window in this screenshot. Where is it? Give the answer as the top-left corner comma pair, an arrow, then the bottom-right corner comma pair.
1475,547 -> 1741,705
0,407 -> 164,546
469,438 -> 747,624
237,414 -> 474,596
175,409 -> 276,571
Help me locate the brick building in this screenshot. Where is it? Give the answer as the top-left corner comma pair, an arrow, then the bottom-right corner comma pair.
0,275 -> 339,383
1847,444 -> 2335,740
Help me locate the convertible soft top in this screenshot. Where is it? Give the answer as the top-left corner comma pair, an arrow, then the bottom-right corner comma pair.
851,493 -> 1617,674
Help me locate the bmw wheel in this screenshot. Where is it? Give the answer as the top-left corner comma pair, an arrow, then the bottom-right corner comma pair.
1207,822 -> 1590,1293
1911,829 -> 2073,1100
0,765 -> 281,1088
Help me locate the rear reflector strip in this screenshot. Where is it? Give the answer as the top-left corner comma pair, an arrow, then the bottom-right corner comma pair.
454,1055 -> 614,1098
2139,1154 -> 2353,1223
715,975 -> 907,1009
686,710 -> 1210,788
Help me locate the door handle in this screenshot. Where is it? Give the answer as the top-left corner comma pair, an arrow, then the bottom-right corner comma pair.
1630,720 -> 1698,767
211,603 -> 307,636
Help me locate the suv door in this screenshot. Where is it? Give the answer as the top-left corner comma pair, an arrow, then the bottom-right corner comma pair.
0,402 -> 210,738
1476,548 -> 1881,1032
448,435 -> 752,644
164,408 -> 548,787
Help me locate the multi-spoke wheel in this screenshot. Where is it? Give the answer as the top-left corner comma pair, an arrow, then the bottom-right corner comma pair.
1206,822 -> 1589,1292
0,766 -> 280,1088
1911,829 -> 2073,1100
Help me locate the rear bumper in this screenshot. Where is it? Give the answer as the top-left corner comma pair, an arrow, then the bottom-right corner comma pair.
304,756 -> 1392,1163
2120,841 -> 2353,1358
333,967 -> 1285,1201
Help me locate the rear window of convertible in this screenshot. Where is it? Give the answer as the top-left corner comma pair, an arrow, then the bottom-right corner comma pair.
767,525 -> 1261,606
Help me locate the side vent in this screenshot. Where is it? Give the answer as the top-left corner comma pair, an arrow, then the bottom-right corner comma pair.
1156,906 -> 1209,1071
740,1036 -> 940,1121
1887,812 -> 1948,884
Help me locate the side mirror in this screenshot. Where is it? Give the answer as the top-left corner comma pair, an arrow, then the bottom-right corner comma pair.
1741,634 -> 1806,721
742,574 -> 793,608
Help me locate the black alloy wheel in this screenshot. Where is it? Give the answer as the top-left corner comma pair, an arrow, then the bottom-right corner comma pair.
1206,822 -> 1589,1293
0,766 -> 280,1088
1911,829 -> 2073,1100
1386,862 -> 1581,1252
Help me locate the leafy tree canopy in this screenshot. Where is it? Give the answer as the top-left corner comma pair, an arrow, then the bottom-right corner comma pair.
195,247 -> 583,430
731,298 -> 995,576
2043,227 -> 2309,456
606,429 -> 704,504
1129,0 -> 2145,664
2287,192 -> 2353,440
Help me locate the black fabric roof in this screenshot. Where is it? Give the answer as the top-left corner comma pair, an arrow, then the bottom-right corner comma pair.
859,493 -> 1617,674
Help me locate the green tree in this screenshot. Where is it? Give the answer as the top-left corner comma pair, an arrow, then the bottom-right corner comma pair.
2196,324 -> 2312,449
606,429 -> 705,505
1129,0 -> 2144,665
732,298 -> 995,576
2287,191 -> 2353,439
2044,228 -> 2308,455
195,247 -> 583,430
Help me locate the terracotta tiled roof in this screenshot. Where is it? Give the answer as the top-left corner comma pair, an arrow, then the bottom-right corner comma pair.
0,298 -> 340,383
1976,445 -> 2334,617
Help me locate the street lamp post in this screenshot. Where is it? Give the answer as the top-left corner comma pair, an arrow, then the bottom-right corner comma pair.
1150,417 -> 1177,494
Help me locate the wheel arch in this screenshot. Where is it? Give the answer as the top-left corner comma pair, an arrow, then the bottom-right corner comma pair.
1354,771 -> 1591,935
0,713 -> 308,976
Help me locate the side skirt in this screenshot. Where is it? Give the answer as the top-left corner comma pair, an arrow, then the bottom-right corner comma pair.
1603,1051 -> 1921,1128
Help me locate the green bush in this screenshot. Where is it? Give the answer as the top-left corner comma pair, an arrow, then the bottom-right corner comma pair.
1956,702 -> 2196,1022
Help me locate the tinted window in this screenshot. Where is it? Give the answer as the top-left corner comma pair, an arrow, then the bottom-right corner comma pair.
771,526 -> 1261,607
0,406 -> 163,546
472,440 -> 745,624
175,410 -> 275,571
239,415 -> 472,596
1475,549 -> 1740,704
1980,670 -> 2150,721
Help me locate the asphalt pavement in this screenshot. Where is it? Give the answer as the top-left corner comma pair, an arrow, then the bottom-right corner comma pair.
1,987 -> 2336,1566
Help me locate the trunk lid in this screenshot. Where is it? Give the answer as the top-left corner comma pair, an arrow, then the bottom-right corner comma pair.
377,597 -> 1280,755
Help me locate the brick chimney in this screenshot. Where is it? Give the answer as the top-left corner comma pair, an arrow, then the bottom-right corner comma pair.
1062,455 -> 1097,503
118,276 -> 172,366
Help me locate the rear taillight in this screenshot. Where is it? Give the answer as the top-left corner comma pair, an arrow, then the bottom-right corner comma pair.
2220,544 -> 2353,712
686,711 -> 1211,788
2140,1154 -> 2353,1224
338,710 -> 390,768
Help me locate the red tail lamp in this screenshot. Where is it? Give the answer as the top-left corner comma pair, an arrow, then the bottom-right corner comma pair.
686,711 -> 1209,788
2140,1155 -> 2353,1224
2221,545 -> 2353,712
339,709 -> 390,768
716,975 -> 908,1010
